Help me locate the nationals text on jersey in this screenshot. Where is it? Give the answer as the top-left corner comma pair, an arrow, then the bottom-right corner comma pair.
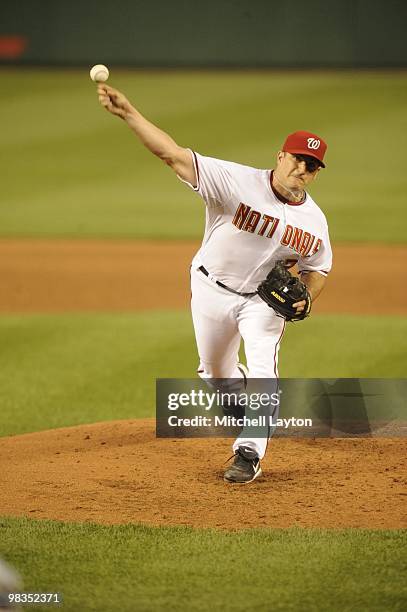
232,202 -> 323,257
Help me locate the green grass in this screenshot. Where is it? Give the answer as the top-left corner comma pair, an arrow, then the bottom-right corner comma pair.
1,69 -> 407,242
0,517 -> 405,612
0,311 -> 405,437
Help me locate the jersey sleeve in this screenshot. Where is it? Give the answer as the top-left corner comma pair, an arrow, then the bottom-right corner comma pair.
177,150 -> 234,207
297,222 -> 333,277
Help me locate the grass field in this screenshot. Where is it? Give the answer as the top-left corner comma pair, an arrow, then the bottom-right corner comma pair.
1,518 -> 405,612
0,312 -> 405,437
1,69 -> 407,242
1,68 -> 405,611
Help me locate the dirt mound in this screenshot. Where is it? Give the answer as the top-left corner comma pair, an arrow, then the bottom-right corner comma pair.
0,420 -> 405,529
0,240 -> 406,314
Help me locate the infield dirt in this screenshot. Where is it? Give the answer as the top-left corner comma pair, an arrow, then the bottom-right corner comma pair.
0,419 -> 406,529
0,240 -> 406,314
0,239 -> 406,530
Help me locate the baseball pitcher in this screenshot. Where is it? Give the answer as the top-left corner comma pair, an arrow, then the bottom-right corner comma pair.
97,84 -> 332,484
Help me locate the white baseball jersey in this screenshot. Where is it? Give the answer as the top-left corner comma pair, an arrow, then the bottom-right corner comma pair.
181,151 -> 332,290
180,150 -> 332,459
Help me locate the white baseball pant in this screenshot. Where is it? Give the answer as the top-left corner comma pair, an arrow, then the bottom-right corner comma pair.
190,265 -> 285,459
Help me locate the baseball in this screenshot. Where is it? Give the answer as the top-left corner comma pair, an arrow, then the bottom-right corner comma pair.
90,64 -> 109,83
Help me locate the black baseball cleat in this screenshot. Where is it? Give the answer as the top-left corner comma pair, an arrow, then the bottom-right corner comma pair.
223,446 -> 262,484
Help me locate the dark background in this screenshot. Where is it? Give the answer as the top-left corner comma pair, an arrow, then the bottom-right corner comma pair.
2,0 -> 407,67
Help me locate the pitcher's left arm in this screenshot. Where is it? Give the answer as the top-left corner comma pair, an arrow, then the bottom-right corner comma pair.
293,271 -> 327,314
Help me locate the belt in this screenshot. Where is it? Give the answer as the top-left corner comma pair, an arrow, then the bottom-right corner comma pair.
198,266 -> 257,298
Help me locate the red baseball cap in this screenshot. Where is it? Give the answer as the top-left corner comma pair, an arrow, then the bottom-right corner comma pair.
282,131 -> 327,167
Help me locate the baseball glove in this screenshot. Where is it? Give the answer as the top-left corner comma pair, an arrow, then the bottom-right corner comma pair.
257,261 -> 311,322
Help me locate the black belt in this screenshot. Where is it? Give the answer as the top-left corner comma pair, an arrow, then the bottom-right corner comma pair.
198,266 -> 257,298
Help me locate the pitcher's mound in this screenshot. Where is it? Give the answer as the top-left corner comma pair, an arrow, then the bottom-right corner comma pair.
0,419 -> 405,529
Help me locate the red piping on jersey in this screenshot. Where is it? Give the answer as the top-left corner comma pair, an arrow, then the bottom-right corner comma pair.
273,321 -> 286,377
264,320 -> 285,454
192,151 -> 200,190
269,171 -> 306,206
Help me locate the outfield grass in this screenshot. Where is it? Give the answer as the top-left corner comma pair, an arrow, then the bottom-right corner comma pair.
0,311 -> 405,437
0,517 -> 405,612
1,69 -> 406,242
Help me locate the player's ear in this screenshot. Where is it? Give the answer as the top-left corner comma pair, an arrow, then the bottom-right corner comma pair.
277,150 -> 284,164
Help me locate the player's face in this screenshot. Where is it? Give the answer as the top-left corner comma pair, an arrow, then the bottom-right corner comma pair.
276,152 -> 321,190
